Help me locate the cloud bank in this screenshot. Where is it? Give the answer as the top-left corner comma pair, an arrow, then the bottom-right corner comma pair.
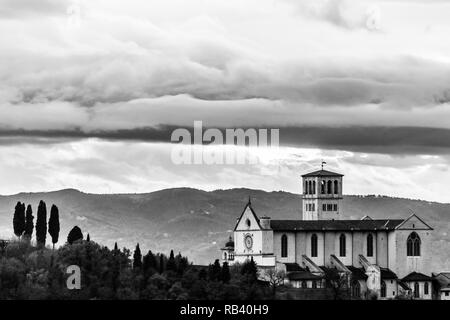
1,0 -> 450,200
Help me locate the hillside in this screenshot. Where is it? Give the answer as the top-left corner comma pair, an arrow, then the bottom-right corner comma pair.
0,188 -> 448,270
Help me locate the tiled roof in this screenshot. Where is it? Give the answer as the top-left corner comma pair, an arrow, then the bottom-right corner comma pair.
302,170 -> 344,177
288,271 -> 323,281
270,219 -> 404,231
284,263 -> 304,272
381,268 -> 398,280
435,272 -> 450,280
402,272 -> 432,282
347,266 -> 368,280
233,202 -> 264,231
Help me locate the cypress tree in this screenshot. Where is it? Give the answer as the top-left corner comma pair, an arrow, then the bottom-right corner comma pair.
114,242 -> 118,251
86,233 -> 90,242
166,250 -> 176,272
13,202 -> 25,239
48,204 -> 60,249
36,200 -> 47,246
133,243 -> 142,269
175,253 -> 189,275
67,226 -> 83,244
159,254 -> 165,273
24,204 -> 34,240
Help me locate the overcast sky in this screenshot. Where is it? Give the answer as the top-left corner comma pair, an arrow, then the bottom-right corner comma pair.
1,0 -> 450,202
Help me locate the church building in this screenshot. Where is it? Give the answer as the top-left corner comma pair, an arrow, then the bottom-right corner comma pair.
221,168 -> 434,299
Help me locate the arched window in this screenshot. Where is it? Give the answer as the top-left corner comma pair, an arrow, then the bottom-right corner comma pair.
307,181 -> 311,194
367,234 -> 374,257
304,181 -> 308,194
223,252 -> 228,260
246,219 -> 251,228
334,180 -> 339,194
424,282 -> 429,295
351,281 -> 360,298
321,180 -> 325,194
312,281 -> 317,289
311,234 -> 318,257
301,281 -> 307,289
312,181 -> 316,195
327,180 -> 332,194
381,281 -> 386,298
281,234 -> 288,258
339,234 -> 346,257
407,232 -> 421,256
414,282 -> 420,298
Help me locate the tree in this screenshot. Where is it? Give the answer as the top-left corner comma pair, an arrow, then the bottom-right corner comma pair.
86,234 -> 90,242
264,268 -> 286,297
35,200 -> 47,247
166,250 -> 176,272
324,268 -> 349,300
133,243 -> 142,269
24,204 -> 34,240
220,262 -> 230,283
13,202 -> 26,239
114,242 -> 118,251
159,254 -> 165,274
175,253 -> 189,275
48,204 -> 60,249
143,250 -> 158,277
241,257 -> 258,283
67,226 -> 83,244
208,259 -> 222,281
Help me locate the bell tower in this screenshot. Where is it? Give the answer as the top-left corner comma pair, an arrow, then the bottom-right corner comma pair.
301,165 -> 343,220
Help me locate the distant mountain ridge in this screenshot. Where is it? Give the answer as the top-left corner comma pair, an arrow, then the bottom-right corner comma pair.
0,188 -> 448,271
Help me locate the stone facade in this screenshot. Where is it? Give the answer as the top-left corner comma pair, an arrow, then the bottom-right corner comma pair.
221,168 -> 437,299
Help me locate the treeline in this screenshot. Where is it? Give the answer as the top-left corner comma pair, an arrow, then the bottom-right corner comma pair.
2,201 -> 270,300
0,238 -> 268,300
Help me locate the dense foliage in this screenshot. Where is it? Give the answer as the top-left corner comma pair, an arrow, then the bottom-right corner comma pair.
3,199 -> 272,300
0,239 -> 270,300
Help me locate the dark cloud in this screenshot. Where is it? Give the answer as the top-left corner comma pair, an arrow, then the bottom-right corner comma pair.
1,125 -> 450,156
280,126 -> 450,155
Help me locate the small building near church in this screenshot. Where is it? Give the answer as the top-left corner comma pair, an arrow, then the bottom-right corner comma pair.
401,272 -> 433,299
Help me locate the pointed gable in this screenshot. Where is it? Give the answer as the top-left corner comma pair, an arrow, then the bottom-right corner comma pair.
395,214 -> 433,231
234,202 -> 262,231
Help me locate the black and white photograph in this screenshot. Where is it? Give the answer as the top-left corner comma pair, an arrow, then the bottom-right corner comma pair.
0,0 -> 449,310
